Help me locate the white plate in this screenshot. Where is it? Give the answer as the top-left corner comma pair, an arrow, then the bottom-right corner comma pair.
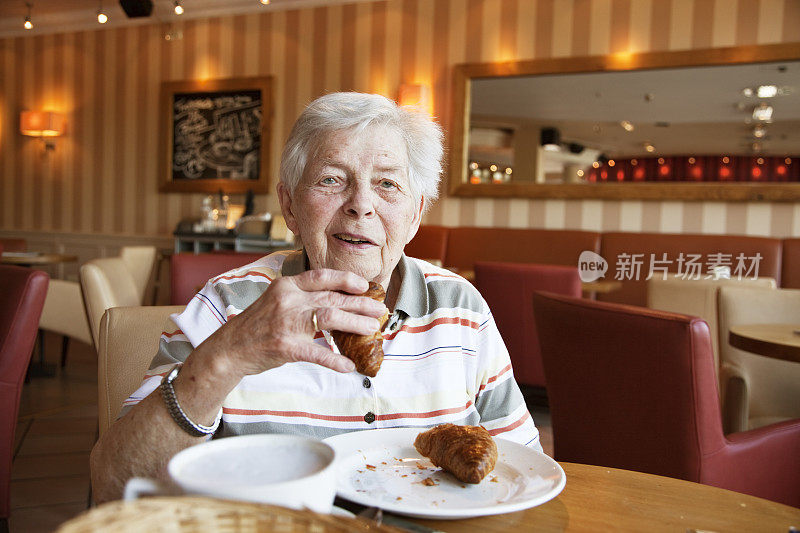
323,428 -> 565,520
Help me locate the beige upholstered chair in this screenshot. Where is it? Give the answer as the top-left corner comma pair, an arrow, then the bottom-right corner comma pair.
647,275 -> 777,373
119,246 -> 157,304
80,258 -> 142,348
718,286 -> 800,433
97,305 -> 185,436
38,280 -> 93,366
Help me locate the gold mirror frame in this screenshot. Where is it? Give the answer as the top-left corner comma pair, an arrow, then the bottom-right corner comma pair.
448,43 -> 800,202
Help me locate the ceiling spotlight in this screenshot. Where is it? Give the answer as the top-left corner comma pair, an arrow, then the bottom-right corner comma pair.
752,103 -> 773,121
752,141 -> 763,153
174,1 -> 184,15
753,124 -> 767,139
741,87 -> 754,97
540,127 -> 561,152
643,142 -> 655,153
261,0 -> 270,4
620,120 -> 634,132
97,2 -> 108,24
23,2 -> 33,30
756,85 -> 778,98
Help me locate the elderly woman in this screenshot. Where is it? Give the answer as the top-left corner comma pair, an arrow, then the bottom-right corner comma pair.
90,92 -> 540,502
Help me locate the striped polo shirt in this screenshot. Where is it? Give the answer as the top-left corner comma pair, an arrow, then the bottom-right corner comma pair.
123,250 -> 542,451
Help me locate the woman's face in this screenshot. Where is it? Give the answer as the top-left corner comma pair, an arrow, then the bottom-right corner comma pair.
278,125 -> 422,287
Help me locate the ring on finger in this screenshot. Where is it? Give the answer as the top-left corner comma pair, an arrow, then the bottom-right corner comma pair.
311,309 -> 320,332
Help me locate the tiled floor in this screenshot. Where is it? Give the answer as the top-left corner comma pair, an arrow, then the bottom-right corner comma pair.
10,334 -> 96,532
9,333 -> 554,532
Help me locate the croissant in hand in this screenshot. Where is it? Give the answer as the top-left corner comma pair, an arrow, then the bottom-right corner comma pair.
331,282 -> 389,377
414,424 -> 498,484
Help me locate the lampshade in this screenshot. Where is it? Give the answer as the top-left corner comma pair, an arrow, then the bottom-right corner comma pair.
540,127 -> 561,152
398,84 -> 431,111
20,111 -> 66,137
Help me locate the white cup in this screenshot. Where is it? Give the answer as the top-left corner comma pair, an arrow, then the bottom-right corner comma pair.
124,434 -> 337,513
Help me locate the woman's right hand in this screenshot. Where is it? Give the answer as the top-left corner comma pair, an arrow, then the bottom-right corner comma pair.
191,268 -> 389,379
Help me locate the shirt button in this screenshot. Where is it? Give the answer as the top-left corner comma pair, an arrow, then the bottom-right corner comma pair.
364,412 -> 375,424
363,377 -> 371,388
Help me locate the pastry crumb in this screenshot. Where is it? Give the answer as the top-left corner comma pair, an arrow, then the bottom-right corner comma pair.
421,477 -> 438,486
396,497 -> 402,501
415,462 -> 427,470
365,464 -> 376,471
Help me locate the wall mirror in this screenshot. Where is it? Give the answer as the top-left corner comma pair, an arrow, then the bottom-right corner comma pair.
448,44 -> 800,201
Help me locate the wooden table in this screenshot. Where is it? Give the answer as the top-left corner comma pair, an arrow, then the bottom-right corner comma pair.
729,324 -> 800,364
1,251 -> 78,266
406,462 -> 800,532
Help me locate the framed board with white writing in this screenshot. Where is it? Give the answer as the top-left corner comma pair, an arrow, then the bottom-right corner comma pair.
160,77 -> 272,193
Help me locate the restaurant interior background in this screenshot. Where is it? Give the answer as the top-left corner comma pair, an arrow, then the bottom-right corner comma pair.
1,0 -> 799,289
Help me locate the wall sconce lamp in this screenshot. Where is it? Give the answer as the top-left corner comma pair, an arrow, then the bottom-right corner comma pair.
398,83 -> 431,113
20,111 -> 65,150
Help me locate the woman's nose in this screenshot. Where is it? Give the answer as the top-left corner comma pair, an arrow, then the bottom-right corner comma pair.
343,182 -> 376,217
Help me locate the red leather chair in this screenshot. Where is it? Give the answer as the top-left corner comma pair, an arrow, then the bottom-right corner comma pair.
404,225 -> 449,265
0,239 -> 25,253
532,292 -> 800,507
474,262 -> 581,388
0,266 -> 49,529
170,252 -> 265,305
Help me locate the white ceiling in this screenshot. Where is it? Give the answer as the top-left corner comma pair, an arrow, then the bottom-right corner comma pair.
0,0 -> 379,37
471,61 -> 800,157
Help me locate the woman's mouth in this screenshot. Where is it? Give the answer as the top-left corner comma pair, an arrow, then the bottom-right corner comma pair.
333,233 -> 375,246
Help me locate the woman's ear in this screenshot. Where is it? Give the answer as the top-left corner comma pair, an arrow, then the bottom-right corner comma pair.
405,196 -> 424,244
277,182 -> 300,234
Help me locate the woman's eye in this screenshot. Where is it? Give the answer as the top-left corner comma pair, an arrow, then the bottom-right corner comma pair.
320,177 -> 337,185
379,179 -> 397,189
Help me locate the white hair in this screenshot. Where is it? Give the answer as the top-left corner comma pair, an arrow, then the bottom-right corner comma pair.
279,92 -> 444,213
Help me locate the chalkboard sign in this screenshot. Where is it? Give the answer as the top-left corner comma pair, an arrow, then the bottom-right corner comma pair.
160,77 -> 272,193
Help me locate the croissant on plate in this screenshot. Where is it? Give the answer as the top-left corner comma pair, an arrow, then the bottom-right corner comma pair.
331,282 -> 389,377
413,424 -> 498,484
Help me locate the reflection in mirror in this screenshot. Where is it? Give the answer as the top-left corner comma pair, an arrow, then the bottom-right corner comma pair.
468,62 -> 799,186
450,45 -> 800,201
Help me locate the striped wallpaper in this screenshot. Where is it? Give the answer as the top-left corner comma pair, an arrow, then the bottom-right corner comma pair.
1,0 -> 800,241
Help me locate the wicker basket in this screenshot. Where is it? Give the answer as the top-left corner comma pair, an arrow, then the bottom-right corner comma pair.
56,496 -> 404,533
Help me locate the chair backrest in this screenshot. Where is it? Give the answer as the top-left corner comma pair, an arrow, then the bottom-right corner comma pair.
119,246 -> 157,304
718,286 -> 800,432
38,279 -> 93,346
97,305 -> 185,436
532,292 -> 725,481
170,252 -> 264,305
404,225 -> 449,266
0,238 -> 26,252
80,257 -> 141,347
0,265 -> 49,519
647,275 -> 776,372
475,262 -> 582,387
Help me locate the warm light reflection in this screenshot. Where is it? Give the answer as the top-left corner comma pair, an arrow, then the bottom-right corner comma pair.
398,83 -> 432,115
611,51 -> 635,67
